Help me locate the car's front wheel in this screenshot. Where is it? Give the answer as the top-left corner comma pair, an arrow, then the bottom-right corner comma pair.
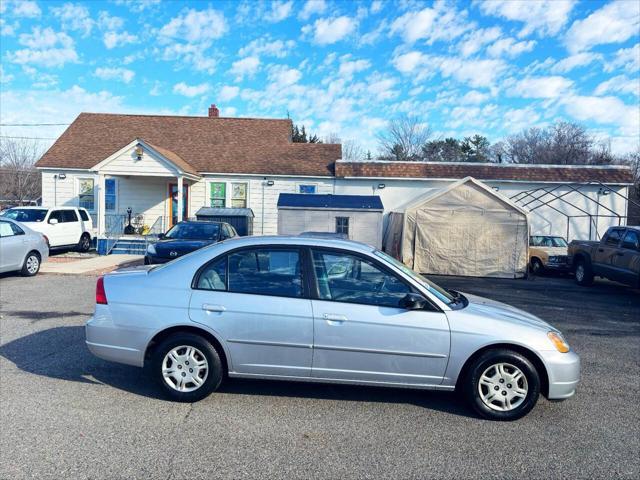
463,349 -> 540,421
21,251 -> 41,276
151,333 -> 223,402
574,259 -> 594,286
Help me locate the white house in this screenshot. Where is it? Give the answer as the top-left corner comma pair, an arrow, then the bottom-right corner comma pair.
36,106 -> 635,247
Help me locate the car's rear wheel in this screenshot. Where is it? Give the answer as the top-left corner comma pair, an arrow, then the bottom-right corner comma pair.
77,233 -> 91,252
151,333 -> 223,402
463,349 -> 540,421
574,259 -> 594,286
21,251 -> 41,276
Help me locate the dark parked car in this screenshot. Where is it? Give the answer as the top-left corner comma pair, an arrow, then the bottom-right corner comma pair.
144,221 -> 237,265
568,226 -> 640,287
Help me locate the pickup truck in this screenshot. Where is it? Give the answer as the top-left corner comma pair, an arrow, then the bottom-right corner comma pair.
568,226 -> 640,288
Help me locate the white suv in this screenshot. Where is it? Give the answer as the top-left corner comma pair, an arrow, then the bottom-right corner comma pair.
2,206 -> 94,251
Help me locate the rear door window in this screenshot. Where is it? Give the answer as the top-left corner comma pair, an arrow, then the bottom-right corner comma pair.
621,231 -> 639,251
227,248 -> 303,298
62,210 -> 79,223
78,209 -> 90,221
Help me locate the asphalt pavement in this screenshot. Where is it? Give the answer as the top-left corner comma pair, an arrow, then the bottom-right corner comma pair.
0,272 -> 638,479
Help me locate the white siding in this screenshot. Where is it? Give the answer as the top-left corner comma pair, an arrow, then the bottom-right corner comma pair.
117,177 -> 168,227
100,145 -> 177,176
41,170 -> 98,210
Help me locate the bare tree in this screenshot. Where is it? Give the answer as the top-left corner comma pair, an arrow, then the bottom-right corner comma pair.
0,138 -> 43,205
377,114 -> 432,161
323,132 -> 342,144
342,139 -> 365,162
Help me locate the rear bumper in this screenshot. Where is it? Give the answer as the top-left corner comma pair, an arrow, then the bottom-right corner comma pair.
85,313 -> 147,367
540,350 -> 580,399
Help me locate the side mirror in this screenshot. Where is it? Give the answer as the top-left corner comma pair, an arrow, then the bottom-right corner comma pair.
400,293 -> 428,310
48,218 -> 59,225
157,233 -> 165,239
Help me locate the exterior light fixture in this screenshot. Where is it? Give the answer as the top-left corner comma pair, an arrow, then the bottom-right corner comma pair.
135,145 -> 144,160
266,180 -> 275,186
58,173 -> 66,180
377,183 -> 386,189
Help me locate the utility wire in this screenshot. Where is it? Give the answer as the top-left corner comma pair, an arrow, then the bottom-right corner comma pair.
0,135 -> 58,140
0,123 -> 70,126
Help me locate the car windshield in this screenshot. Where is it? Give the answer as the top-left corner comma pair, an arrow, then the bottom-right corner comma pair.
164,223 -> 220,240
3,208 -> 47,222
531,236 -> 568,247
373,250 -> 457,306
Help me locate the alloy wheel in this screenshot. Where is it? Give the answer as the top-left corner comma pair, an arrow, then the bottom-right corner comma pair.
576,264 -> 584,282
26,255 -> 39,274
162,345 -> 209,393
478,362 -> 528,412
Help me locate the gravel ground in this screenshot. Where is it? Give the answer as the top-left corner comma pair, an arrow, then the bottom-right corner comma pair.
0,272 -> 638,479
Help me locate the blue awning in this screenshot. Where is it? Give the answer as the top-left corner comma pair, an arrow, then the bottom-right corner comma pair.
277,194 -> 383,211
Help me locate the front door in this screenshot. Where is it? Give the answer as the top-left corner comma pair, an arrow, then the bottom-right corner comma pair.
0,220 -> 25,272
168,183 -> 189,227
309,249 -> 450,385
189,247 -> 314,377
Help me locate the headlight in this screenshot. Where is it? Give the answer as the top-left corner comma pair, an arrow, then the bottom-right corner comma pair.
548,331 -> 570,353
548,256 -> 559,263
146,243 -> 156,255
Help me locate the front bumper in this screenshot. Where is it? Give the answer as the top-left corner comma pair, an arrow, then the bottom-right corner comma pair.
540,349 -> 580,399
543,262 -> 571,271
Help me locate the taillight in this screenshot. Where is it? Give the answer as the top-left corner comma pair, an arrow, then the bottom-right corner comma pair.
42,235 -> 49,247
96,276 -> 108,305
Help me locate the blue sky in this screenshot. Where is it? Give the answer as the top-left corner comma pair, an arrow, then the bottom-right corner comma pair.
0,0 -> 638,156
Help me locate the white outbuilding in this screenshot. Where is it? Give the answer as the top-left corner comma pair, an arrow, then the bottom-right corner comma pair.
383,177 -> 530,278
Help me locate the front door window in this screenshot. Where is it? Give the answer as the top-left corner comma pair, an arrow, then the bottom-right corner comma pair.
169,183 -> 189,226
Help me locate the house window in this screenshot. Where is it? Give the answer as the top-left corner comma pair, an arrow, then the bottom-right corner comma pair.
298,184 -> 317,194
78,178 -> 95,211
336,217 -> 349,236
105,178 -> 116,211
210,182 -> 226,207
231,183 -> 247,208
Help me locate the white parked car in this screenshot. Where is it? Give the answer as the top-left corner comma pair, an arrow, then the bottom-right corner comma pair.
2,206 -> 93,251
0,218 -> 49,276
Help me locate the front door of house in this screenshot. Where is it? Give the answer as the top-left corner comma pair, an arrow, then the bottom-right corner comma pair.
169,183 -> 189,227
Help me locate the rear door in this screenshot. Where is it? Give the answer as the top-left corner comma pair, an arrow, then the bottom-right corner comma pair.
592,228 -> 624,276
0,220 -> 26,272
61,209 -> 81,245
189,246 -> 314,377
44,210 -> 66,247
309,248 -> 450,386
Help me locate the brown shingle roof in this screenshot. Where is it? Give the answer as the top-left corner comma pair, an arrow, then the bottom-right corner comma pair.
335,161 -> 635,184
144,141 -> 198,176
36,113 -> 341,176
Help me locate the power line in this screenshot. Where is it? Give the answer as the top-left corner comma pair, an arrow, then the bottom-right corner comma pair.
0,135 -> 58,140
0,123 -> 70,126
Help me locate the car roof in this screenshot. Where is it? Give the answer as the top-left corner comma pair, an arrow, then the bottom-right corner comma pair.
8,206 -> 80,210
221,235 -> 375,253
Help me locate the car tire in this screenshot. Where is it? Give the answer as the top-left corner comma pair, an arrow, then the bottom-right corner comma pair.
21,251 -> 41,277
463,349 -> 540,421
151,333 -> 223,402
77,233 -> 91,252
530,258 -> 544,275
574,259 -> 594,286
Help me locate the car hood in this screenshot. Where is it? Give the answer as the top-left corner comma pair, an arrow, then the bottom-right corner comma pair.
460,292 -> 555,331
154,239 -> 213,257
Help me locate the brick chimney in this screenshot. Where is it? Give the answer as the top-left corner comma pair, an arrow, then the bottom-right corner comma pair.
208,104 -> 219,117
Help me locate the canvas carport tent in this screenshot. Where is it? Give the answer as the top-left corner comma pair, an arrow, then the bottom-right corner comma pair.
383,177 -> 529,278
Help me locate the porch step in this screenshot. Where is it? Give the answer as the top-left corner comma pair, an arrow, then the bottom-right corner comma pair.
109,238 -> 147,255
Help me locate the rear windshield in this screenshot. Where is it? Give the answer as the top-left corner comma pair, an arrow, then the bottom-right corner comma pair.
165,223 -> 220,240
3,208 -> 47,222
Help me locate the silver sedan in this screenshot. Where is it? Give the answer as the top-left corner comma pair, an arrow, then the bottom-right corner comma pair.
0,217 -> 49,276
86,236 -> 580,420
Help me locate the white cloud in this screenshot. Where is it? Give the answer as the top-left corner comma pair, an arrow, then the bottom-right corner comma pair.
562,94 -> 640,136
268,65 -> 302,88
239,37 -> 295,58
479,0 -> 575,37
98,12 -> 124,31
6,0 -> 41,17
338,58 -> 371,78
503,107 -> 541,132
486,37 -> 536,58
392,51 -> 428,73
565,1 -> 640,53
508,76 -> 574,98
1,18 -> 18,36
391,4 -> 470,44
370,1 -> 383,14
10,27 -> 78,68
104,31 -> 137,49
438,57 -> 506,88
0,66 -> 14,84
594,75 -> 639,97
550,52 -> 601,73
94,67 -> 135,84
604,43 -> 640,74
461,90 -> 490,104
218,85 -> 240,101
305,16 -> 357,45
173,82 -> 211,97
299,0 -> 326,20
265,1 -> 293,22
459,27 -> 502,57
114,0 -> 160,12
52,3 -> 95,37
367,77 -> 397,100
159,7 -> 227,43
230,56 -> 260,80
162,43 -> 217,73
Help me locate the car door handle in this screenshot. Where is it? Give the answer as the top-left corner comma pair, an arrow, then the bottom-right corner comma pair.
323,313 -> 347,322
202,304 -> 226,313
